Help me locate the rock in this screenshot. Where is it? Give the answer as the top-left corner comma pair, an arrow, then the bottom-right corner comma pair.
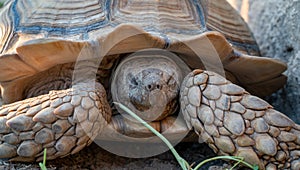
228,0 -> 300,123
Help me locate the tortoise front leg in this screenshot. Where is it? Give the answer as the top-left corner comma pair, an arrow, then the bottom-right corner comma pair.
0,81 -> 111,162
180,69 -> 300,170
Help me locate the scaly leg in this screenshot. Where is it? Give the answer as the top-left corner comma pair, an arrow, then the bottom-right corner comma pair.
180,70 -> 300,170
0,81 -> 111,162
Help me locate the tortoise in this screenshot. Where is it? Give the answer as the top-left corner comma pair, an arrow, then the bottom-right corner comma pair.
0,0 -> 299,169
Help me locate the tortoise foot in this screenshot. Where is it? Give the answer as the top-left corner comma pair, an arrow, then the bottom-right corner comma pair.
0,82 -> 111,162
180,69 -> 300,170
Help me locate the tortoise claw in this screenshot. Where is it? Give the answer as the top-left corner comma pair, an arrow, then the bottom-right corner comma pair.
0,82 -> 111,162
180,69 -> 300,170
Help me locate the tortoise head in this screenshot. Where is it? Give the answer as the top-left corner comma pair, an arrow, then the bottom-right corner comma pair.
111,50 -> 191,121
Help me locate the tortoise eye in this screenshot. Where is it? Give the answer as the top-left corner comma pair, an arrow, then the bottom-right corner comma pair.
127,73 -> 138,86
131,77 -> 138,86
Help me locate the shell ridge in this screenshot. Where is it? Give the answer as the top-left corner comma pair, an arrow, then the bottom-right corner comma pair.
13,0 -> 110,36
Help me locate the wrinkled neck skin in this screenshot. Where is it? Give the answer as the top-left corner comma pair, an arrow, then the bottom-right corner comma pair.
24,63 -> 74,99
17,58 -> 112,103
111,52 -> 191,121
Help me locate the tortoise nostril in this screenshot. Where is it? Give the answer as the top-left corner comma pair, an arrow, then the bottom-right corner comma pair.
147,85 -> 152,90
146,84 -> 161,91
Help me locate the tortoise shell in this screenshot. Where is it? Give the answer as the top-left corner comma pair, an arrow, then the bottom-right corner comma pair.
0,0 -> 286,104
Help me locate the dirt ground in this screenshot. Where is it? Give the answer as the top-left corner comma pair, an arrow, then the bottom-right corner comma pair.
0,142 -> 246,170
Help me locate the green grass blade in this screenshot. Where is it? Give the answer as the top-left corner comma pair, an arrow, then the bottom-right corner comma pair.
193,156 -> 257,170
114,102 -> 259,170
114,102 -> 189,170
39,148 -> 47,170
